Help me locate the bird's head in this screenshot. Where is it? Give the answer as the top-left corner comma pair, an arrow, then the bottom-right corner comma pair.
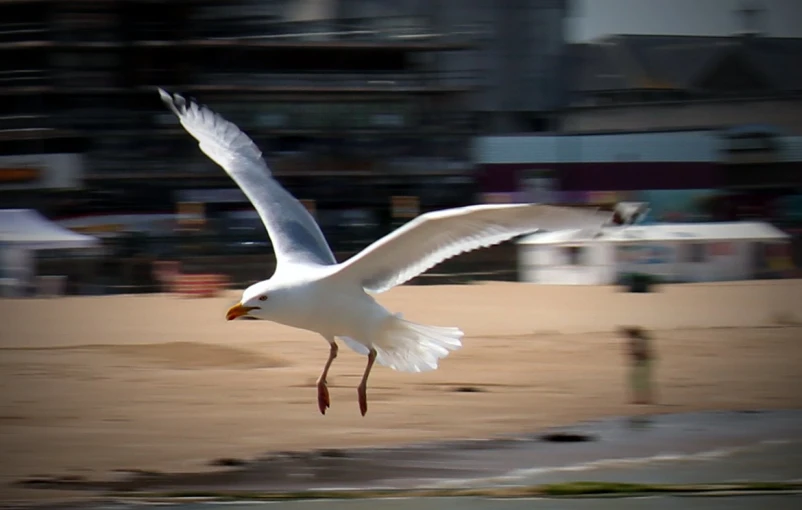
226,280 -> 275,321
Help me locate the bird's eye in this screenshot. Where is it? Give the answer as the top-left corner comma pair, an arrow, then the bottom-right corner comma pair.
258,295 -> 267,301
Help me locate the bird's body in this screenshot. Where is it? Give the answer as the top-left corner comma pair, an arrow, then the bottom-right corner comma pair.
158,88 -> 646,415
246,264 -> 344,334
238,260 -> 463,374
260,265 -> 387,345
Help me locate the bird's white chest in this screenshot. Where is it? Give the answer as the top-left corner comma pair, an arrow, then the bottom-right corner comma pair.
271,279 -> 387,339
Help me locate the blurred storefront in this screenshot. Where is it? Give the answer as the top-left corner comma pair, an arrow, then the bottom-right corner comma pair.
0,152 -> 86,207
474,129 -> 802,223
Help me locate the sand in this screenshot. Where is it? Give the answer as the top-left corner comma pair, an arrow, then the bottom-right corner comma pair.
1,280 -> 802,502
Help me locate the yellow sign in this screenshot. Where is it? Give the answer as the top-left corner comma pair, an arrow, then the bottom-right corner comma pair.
0,167 -> 39,183
177,201 -> 205,228
391,196 -> 419,219
300,199 -> 317,218
587,191 -> 620,206
769,255 -> 794,272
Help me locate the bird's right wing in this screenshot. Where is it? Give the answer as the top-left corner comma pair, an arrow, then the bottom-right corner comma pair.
331,203 -> 614,294
159,89 -> 336,269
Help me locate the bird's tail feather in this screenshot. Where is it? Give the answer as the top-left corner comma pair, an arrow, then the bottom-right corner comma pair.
370,316 -> 463,373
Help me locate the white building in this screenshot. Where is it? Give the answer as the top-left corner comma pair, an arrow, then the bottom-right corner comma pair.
518,221 -> 793,285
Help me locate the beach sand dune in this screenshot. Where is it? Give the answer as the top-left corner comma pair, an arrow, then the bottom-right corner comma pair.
0,341 -> 285,370
1,280 -> 801,501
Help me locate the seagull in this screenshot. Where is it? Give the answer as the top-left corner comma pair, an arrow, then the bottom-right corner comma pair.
158,89 -> 645,416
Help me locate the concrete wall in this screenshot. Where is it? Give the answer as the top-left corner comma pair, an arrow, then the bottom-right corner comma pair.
562,98 -> 802,135
432,0 -> 568,121
473,131 -> 802,193
475,131 -> 717,164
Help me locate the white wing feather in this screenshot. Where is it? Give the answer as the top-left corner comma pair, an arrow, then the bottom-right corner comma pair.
159,89 -> 336,269
333,203 -> 613,293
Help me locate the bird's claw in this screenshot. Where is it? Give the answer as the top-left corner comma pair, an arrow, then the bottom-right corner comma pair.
317,381 -> 330,415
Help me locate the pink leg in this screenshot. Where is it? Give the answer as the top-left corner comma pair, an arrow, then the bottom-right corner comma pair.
357,348 -> 377,416
316,342 -> 338,415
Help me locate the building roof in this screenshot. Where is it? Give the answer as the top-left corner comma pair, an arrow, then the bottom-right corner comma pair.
519,221 -> 790,245
569,34 -> 802,93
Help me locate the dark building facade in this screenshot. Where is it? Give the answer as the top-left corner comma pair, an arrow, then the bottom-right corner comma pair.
0,0 -> 569,232
475,30 -> 802,230
0,1 -> 468,226
561,32 -> 802,192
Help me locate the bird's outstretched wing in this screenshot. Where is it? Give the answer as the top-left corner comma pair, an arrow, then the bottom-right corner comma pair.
332,203 -> 614,294
159,89 -> 336,269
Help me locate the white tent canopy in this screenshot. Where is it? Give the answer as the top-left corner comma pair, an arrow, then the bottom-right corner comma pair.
0,209 -> 100,250
1,209 -> 101,296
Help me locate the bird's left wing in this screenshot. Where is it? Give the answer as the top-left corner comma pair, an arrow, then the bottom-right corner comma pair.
331,203 -> 613,294
159,89 -> 336,269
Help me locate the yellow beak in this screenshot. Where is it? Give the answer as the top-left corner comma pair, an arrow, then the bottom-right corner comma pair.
226,303 -> 258,321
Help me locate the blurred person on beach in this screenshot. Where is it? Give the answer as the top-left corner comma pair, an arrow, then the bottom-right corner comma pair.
620,326 -> 656,405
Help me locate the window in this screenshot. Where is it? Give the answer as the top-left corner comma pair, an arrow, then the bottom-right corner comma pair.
752,242 -> 767,270
687,243 -> 707,263
564,246 -> 585,266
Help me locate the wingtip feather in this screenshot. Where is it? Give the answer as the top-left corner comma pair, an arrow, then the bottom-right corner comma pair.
157,87 -> 174,104
158,87 -> 190,117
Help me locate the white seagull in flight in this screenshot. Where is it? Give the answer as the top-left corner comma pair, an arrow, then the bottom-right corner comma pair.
159,89 -> 644,416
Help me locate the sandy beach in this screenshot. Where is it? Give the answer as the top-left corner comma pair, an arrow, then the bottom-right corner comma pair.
1,280 -> 802,502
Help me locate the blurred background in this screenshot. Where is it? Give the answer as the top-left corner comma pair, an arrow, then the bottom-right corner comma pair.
2,3 -> 802,506
1,0 -> 801,296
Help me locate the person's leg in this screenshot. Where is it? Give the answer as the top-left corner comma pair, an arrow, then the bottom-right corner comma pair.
642,359 -> 655,404
631,361 -> 647,404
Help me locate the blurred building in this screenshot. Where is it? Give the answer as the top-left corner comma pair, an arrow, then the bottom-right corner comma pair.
475,23 -> 802,227
0,0 -> 568,238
